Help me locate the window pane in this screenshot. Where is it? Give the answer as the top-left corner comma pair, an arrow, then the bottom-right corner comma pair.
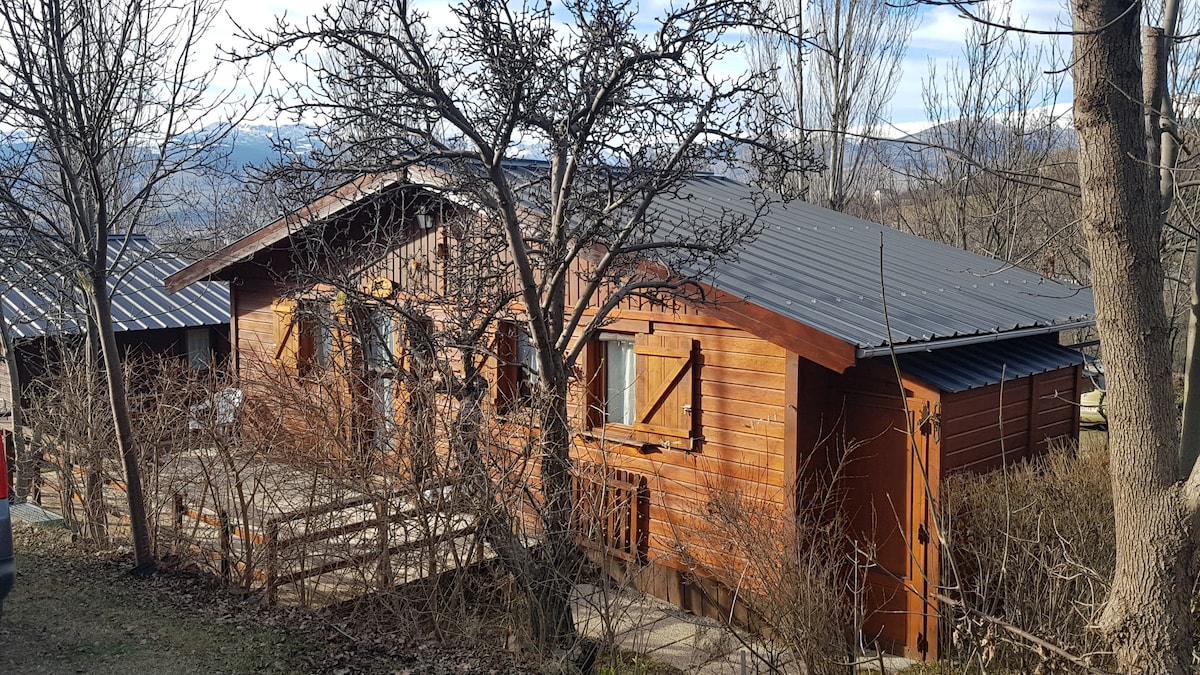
517,328 -> 539,401
605,339 -> 636,426
369,309 -> 394,369
373,376 -> 396,451
186,328 -> 210,370
313,305 -> 333,367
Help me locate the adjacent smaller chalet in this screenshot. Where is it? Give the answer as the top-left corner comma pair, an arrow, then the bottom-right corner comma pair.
1,234 -> 231,418
166,165 -> 1095,661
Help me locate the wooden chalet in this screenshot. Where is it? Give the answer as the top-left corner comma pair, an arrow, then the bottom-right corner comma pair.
166,166 -> 1094,661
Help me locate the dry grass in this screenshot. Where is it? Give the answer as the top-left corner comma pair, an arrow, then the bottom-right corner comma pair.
939,438 -> 1115,671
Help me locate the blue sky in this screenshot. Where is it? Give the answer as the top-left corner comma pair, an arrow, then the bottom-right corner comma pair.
896,1 -> 1073,125
208,0 -> 1076,129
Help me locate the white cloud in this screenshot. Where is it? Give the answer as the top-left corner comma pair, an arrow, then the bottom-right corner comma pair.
911,6 -> 973,49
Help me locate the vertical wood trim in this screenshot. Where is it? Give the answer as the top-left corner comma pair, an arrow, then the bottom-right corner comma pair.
1027,372 -> 1042,455
784,351 -> 800,516
925,397 -> 942,662
1073,364 -> 1083,432
230,287 -> 240,379
903,388 -> 943,662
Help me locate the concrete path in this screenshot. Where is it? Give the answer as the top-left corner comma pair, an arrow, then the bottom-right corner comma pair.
572,583 -> 916,674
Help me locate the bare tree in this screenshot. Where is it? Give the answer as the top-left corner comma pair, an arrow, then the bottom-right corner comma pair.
754,0 -> 916,211
0,0 -> 246,571
1070,0 -> 1200,671
240,0 -> 808,652
885,3 -> 1081,279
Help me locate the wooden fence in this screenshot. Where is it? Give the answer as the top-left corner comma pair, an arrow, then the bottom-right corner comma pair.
34,448 -> 478,605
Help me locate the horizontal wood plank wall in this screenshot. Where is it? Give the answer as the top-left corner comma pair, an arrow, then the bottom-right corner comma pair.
233,280 -> 282,371
939,365 -> 1081,474
571,317 -> 790,582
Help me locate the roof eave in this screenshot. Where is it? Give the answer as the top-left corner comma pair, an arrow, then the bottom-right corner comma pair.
166,169 -> 420,293
692,283 -> 858,373
855,318 -> 1097,359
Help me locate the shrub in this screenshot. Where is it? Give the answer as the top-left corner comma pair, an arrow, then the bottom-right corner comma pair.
939,439 -> 1115,671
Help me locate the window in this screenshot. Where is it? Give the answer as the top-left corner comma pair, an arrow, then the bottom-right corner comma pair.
403,316 -> 434,373
589,333 -> 699,451
272,298 -> 332,375
185,328 -> 211,370
496,322 -> 540,411
516,328 -> 540,400
297,301 -> 333,375
601,334 -> 636,426
371,372 -> 397,452
366,307 -> 397,372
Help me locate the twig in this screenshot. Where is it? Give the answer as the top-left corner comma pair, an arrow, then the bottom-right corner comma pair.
934,593 -> 1110,674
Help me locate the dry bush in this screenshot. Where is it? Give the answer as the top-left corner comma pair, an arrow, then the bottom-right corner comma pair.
24,346 -> 211,549
24,343 -> 119,544
693,458 -> 858,675
220,355 -> 557,653
940,439 -> 1115,671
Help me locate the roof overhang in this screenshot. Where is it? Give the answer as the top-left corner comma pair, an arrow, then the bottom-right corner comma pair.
691,283 -> 858,372
896,336 -> 1088,393
166,170 -> 416,292
854,319 -> 1096,359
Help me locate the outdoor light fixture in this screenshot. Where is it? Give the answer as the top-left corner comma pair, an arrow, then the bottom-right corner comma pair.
415,205 -> 435,230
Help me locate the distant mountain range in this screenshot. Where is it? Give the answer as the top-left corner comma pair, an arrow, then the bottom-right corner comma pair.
201,122 -> 321,177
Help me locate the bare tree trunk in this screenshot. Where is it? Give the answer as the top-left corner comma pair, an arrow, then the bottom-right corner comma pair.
88,284 -> 154,573
82,317 -> 109,546
1072,1 -> 1193,671
534,372 -> 577,652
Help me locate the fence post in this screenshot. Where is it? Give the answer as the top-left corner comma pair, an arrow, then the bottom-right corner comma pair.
218,509 -> 231,581
375,498 -> 392,591
173,493 -> 185,555
264,519 -> 279,604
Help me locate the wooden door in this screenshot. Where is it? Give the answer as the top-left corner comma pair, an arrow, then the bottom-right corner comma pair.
842,391 -> 937,660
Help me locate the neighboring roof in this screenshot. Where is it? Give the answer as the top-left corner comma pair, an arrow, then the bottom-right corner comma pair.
165,162 -> 1093,357
165,170 -> 413,293
653,176 -> 1094,355
1,235 -> 230,339
896,338 -> 1086,393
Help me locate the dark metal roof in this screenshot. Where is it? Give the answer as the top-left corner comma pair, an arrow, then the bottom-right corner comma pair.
895,338 -> 1086,393
1,235 -> 230,339
654,176 -> 1094,352
167,164 -> 1093,356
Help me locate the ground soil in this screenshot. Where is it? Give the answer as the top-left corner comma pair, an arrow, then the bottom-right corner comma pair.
0,522 -> 529,674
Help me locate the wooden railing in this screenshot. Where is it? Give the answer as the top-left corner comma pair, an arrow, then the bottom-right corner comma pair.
35,449 -> 477,605
258,487 -> 476,603
573,464 -> 648,564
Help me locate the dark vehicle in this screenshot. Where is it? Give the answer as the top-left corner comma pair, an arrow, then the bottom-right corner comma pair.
0,435 -> 13,613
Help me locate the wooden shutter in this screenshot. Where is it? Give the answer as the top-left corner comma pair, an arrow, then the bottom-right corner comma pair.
271,298 -> 299,371
634,334 -> 697,450
494,322 -> 519,410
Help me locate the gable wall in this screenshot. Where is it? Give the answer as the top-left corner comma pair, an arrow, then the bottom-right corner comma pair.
567,311 -> 797,597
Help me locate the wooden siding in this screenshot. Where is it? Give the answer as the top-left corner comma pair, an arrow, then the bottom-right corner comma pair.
571,318 -> 790,580
939,365 -> 1081,474
233,280 -> 284,372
